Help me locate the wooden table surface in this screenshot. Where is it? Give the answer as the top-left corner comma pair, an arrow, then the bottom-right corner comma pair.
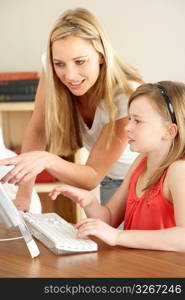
0,225 -> 185,278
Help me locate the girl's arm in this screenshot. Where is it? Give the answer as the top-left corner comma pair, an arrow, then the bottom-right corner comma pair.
49,154 -> 144,226
76,161 -> 185,252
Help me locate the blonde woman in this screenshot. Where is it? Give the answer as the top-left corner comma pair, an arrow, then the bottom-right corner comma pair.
49,81 -> 185,252
0,8 -> 143,211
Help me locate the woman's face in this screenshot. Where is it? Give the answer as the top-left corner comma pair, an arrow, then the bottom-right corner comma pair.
52,35 -> 103,96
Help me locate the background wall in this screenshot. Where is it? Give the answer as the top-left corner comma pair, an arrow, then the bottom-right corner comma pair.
0,0 -> 184,201
0,0 -> 185,82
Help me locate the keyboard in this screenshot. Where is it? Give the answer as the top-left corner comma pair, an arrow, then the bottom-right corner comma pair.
21,212 -> 98,255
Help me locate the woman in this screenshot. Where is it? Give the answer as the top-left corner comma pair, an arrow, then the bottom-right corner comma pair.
0,8 -> 143,211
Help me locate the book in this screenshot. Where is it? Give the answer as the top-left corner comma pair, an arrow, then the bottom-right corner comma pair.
0,72 -> 39,81
0,84 -> 38,95
0,79 -> 39,87
0,94 -> 35,102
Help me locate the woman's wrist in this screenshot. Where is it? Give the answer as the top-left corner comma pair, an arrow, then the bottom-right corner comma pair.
45,152 -> 61,169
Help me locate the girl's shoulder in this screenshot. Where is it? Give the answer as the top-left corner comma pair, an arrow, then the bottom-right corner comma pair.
166,159 -> 185,182
168,159 -> 185,170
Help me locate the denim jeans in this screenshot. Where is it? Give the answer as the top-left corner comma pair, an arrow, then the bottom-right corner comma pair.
100,176 -> 123,205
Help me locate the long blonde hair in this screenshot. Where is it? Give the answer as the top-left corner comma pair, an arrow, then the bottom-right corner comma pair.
128,81 -> 185,189
45,7 -> 143,156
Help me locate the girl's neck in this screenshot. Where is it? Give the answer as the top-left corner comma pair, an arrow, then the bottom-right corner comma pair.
145,143 -> 171,178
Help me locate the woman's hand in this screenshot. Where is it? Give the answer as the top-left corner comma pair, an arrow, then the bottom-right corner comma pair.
12,197 -> 30,212
49,184 -> 96,208
0,151 -> 53,185
75,218 -> 120,246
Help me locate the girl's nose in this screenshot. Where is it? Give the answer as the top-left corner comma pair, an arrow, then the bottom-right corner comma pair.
124,120 -> 131,132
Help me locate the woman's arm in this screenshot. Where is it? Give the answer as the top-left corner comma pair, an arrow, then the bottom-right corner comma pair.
48,117 -> 130,189
21,70 -> 46,152
0,117 -> 131,190
13,70 -> 46,210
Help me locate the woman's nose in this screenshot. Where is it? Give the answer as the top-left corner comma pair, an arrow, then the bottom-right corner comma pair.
64,67 -> 77,81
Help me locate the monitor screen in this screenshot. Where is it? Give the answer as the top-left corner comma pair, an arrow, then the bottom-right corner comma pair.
0,183 -> 40,258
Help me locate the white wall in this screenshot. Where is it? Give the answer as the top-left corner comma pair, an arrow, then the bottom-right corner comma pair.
1,0 -> 184,201
1,0 -> 185,82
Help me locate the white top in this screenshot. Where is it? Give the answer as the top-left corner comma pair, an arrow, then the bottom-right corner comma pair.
42,53 -> 139,179
77,92 -> 139,179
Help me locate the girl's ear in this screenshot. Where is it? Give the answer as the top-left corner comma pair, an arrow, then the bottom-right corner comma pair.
163,123 -> 178,141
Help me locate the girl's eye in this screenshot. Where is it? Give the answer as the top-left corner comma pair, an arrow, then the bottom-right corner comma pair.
134,119 -> 141,124
128,117 -> 141,124
75,60 -> 85,65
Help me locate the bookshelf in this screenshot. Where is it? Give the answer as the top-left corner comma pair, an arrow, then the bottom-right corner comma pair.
0,102 -> 85,223
0,102 -> 34,111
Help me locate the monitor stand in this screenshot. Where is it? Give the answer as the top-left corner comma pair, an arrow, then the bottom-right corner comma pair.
18,213 -> 40,258
0,183 -> 40,258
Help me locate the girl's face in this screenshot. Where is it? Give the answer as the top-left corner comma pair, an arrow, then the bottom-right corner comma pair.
125,96 -> 168,153
52,35 -> 103,96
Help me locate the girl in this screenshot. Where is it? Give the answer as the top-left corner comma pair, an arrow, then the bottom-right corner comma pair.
49,81 -> 185,252
0,8 -> 143,210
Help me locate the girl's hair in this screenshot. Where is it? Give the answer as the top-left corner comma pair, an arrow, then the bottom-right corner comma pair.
128,81 -> 185,189
45,7 -> 143,156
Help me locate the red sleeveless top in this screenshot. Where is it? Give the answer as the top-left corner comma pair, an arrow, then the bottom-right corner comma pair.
124,158 -> 175,230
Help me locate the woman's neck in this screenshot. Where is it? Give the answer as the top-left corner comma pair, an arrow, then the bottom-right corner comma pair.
75,92 -> 98,111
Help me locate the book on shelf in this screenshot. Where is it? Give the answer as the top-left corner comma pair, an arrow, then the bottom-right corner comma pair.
0,73 -> 39,102
0,82 -> 38,94
0,79 -> 39,87
0,72 -> 39,81
0,94 -> 35,102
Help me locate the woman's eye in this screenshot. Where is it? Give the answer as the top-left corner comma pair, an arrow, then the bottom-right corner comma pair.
54,62 -> 65,67
75,60 -> 85,65
134,119 -> 141,124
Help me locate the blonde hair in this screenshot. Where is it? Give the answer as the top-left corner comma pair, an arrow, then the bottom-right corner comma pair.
128,81 -> 185,189
45,7 -> 143,156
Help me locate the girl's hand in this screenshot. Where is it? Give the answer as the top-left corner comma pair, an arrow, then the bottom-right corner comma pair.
75,218 -> 120,246
49,184 -> 96,208
0,151 -> 52,185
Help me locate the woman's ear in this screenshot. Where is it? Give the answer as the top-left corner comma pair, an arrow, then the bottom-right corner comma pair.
99,54 -> 104,65
163,123 -> 178,141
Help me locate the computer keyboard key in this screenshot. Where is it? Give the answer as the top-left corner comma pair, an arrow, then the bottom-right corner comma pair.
21,212 -> 98,255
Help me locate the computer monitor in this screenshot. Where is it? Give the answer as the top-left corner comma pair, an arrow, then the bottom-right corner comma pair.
0,182 -> 40,258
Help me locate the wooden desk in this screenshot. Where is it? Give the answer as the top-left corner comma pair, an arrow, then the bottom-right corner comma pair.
0,225 -> 185,278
